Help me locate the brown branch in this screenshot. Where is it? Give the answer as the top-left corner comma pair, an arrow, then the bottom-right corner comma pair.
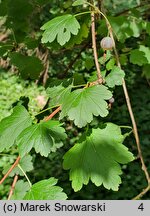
35,48 -> 49,85
132,184 -> 150,200
98,0 -> 104,15
122,79 -> 150,183
109,29 -> 150,184
64,43 -> 89,75
146,78 -> 150,87
43,59 -> 49,86
45,106 -> 61,121
0,156 -> 20,185
42,49 -> 49,86
91,12 -> 103,83
0,33 -> 8,42
96,2 -> 150,197
7,175 -> 18,200
116,3 -> 150,16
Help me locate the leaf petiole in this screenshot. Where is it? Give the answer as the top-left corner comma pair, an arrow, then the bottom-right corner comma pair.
123,130 -> 133,139
119,126 -> 133,129
75,11 -> 92,17
18,164 -> 32,188
72,84 -> 86,88
35,104 -> 61,116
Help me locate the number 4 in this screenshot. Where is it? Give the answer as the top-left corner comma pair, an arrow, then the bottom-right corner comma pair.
138,203 -> 144,211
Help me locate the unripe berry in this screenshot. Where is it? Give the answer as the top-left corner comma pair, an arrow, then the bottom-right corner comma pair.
100,37 -> 114,50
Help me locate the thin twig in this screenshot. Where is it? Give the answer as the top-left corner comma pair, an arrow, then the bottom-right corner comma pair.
43,59 -> 49,86
93,2 -> 150,197
109,29 -> 150,184
98,0 -> 104,15
35,48 -> 49,85
146,78 -> 150,87
45,106 -> 61,121
0,156 -> 20,185
7,175 -> 18,200
43,49 -> 49,86
91,11 -> 103,83
64,43 -> 89,75
132,184 -> 150,200
116,3 -> 150,16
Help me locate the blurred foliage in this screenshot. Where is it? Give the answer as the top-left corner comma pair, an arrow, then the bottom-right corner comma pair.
0,70 -> 47,120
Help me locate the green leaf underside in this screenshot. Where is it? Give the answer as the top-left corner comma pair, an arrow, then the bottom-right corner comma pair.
10,180 -> 30,200
105,66 -> 125,88
63,123 -> 134,191
3,155 -> 33,177
24,178 -> 67,200
60,85 -> 112,128
41,14 -> 80,46
0,105 -> 32,152
17,120 -> 67,157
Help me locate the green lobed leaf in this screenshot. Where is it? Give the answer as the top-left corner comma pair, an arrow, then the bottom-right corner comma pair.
7,0 -> 33,20
106,58 -> 115,71
60,85 -> 112,128
99,51 -> 112,65
10,180 -> 30,200
129,49 -> 148,66
73,73 -> 85,85
129,19 -> 142,38
41,14 -> 80,46
139,45 -> 150,64
109,15 -> 143,42
0,105 -> 32,152
88,71 -> 106,82
143,64 -> 150,79
24,37 -> 39,49
10,52 -> 44,79
47,84 -> 71,106
17,120 -> 67,157
3,0 -> 33,41
84,57 -> 94,71
24,178 -> 67,200
119,54 -> 128,66
105,66 -> 125,88
63,123 -> 134,191
109,16 -> 133,42
3,155 -> 33,177
72,0 -> 85,6
0,0 -> 8,16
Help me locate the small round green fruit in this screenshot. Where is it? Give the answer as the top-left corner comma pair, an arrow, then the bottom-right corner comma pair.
100,37 -> 114,50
